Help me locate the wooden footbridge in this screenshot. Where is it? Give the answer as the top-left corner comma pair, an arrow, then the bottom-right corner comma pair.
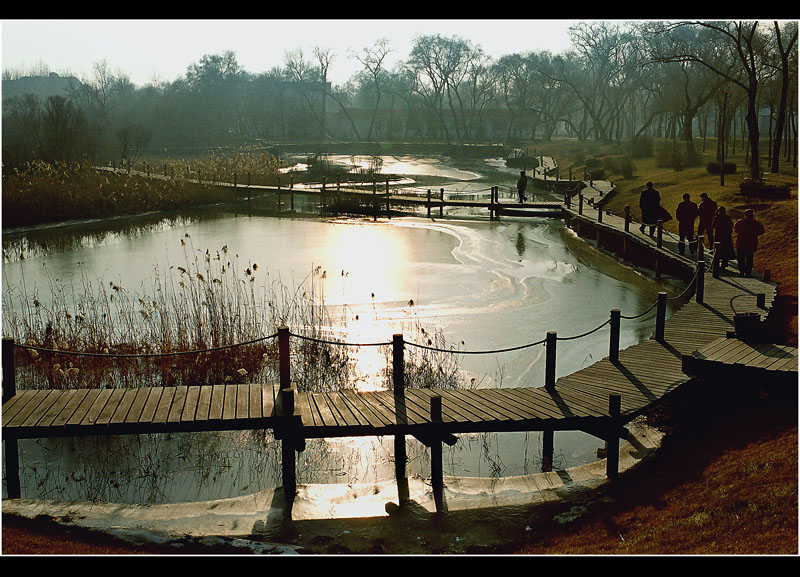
3,164 -> 795,515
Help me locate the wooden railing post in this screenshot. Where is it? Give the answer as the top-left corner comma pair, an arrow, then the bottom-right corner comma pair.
427,189 -> 432,218
277,175 -> 281,212
439,188 -> 444,217
278,326 -> 290,390
606,394 -> 621,479
2,337 -> 16,404
2,337 -> 20,498
385,178 -> 391,219
373,181 -> 377,222
624,205 -> 631,232
545,331 -> 557,390
597,204 -> 603,223
712,242 -> 721,278
430,395 -> 443,513
393,334 -> 407,492
542,429 -> 554,472
656,220 -> 663,249
578,194 -> 584,215
489,186 -> 495,220
655,292 -> 667,342
609,309 -> 621,363
696,260 -> 706,305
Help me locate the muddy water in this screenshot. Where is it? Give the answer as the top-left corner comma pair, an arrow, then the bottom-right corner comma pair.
1,155 -> 682,505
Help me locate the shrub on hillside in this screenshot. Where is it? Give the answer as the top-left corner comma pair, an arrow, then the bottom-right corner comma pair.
739,179 -> 791,199
629,136 -> 654,158
605,156 -> 635,179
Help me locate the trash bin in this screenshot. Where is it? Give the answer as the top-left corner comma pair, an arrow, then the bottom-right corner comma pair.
734,312 -> 761,340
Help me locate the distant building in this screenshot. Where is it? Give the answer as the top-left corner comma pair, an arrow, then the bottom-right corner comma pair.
1,73 -> 82,103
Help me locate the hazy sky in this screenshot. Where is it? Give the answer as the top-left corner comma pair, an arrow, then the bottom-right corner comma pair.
1,19 -> 579,87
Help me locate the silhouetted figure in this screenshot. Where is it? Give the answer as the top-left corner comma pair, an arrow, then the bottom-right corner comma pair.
697,192 -> 718,249
675,193 -> 699,255
734,209 -> 765,277
712,206 -> 735,269
517,170 -> 528,203
638,181 -> 661,237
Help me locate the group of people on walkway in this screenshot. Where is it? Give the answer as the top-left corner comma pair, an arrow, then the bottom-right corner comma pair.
639,182 -> 765,278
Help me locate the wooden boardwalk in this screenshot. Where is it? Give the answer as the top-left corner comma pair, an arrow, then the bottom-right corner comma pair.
2,268 -> 786,445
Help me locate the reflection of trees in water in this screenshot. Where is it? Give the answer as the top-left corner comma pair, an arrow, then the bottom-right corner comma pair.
2,211 -> 212,263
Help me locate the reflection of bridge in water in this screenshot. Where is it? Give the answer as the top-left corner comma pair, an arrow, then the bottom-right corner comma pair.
4,162 -> 795,516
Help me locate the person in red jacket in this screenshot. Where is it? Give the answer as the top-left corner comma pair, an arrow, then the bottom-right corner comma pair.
733,209 -> 765,277
675,193 -> 699,255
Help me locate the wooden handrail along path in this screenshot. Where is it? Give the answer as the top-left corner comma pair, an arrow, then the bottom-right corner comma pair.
3,160 -> 796,515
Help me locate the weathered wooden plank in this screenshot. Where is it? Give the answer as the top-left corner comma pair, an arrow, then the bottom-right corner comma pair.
181,386 -> 200,422
137,388 -> 162,423
208,385 -> 225,421
152,387 -> 175,424
261,384 -> 277,418
248,384 -> 262,420
348,391 -> 398,426
195,386 -> 213,421
340,390 -> 389,428
473,389 -> 542,420
2,390 -> 39,423
222,385 -> 237,420
110,389 -> 138,424
309,392 -> 340,427
20,390 -> 62,428
80,388 -> 114,427
5,390 -> 50,427
124,388 -> 151,424
295,392 -> 316,427
37,389 -> 78,428
236,384 -> 249,420
95,388 -> 126,425
167,386 -> 188,424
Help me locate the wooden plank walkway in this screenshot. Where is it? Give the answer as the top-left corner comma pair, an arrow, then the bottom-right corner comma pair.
2,267 -> 786,442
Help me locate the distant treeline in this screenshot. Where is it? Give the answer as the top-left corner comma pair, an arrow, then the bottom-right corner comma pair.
2,22 -> 797,181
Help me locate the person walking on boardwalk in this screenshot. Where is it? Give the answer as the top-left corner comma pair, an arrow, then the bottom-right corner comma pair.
697,192 -> 718,249
638,181 -> 661,236
712,206 -> 735,269
517,170 -> 528,203
675,193 -> 699,255
734,209 -> 765,277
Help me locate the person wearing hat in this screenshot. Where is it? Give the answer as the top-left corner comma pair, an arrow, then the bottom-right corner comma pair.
697,192 -> 718,249
733,209 -> 765,277
638,181 -> 661,236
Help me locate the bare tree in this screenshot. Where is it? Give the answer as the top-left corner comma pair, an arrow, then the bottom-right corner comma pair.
770,21 -> 798,172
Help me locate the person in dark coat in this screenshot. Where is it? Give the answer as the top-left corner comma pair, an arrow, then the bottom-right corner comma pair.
675,193 -> 699,255
712,206 -> 735,269
516,170 -> 528,203
638,181 -> 661,237
697,192 -> 718,249
733,209 -> 765,277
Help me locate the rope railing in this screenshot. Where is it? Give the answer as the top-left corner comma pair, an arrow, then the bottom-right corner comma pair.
11,333 -> 279,358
